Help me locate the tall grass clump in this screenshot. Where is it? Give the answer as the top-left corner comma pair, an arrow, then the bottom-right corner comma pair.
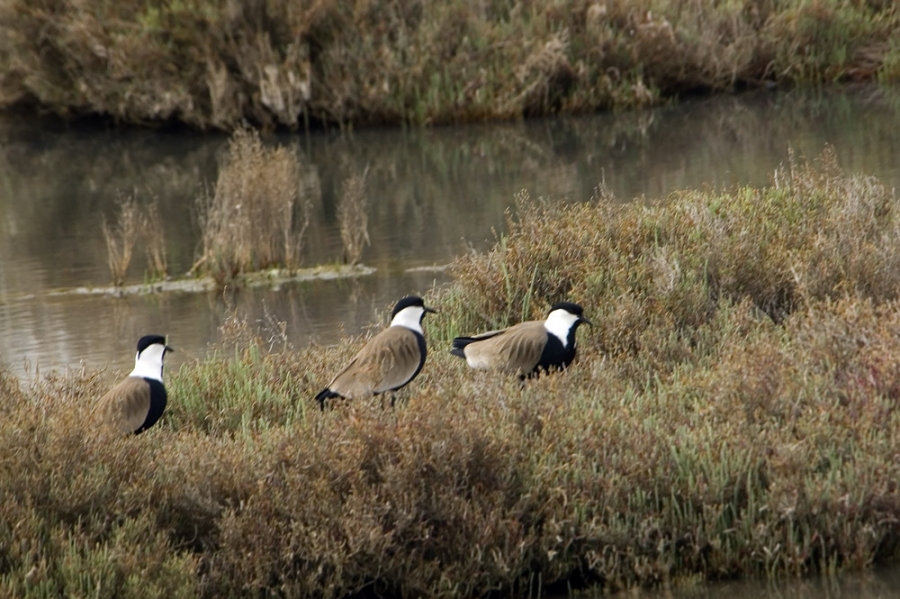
195,129 -> 311,285
337,167 -> 370,265
101,192 -> 171,286
141,198 -> 168,280
2,1 -> 898,130
6,148 -> 900,596
101,193 -> 139,286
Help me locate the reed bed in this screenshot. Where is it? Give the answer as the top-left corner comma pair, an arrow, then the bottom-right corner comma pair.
4,149 -> 900,597
1,1 -> 898,130
141,198 -> 168,281
102,192 -> 171,285
337,167 -> 371,265
193,129 -> 312,285
101,193 -> 140,286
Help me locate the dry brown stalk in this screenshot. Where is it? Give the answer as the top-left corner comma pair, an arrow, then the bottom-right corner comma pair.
195,128 -> 309,285
337,166 -> 371,265
101,194 -> 139,286
141,199 -> 168,280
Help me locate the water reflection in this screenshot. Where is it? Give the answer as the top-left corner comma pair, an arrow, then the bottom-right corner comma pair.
2,85 -> 900,374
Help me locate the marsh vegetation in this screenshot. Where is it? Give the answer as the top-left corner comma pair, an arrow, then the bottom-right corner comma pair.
101,193 -> 140,286
101,129 -> 376,289
1,1 -> 898,130
101,192 -> 169,285
4,149 -> 900,597
141,199 -> 168,281
192,129 -> 314,285
337,167 -> 371,266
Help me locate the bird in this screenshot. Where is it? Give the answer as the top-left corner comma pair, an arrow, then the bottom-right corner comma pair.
450,301 -> 592,377
315,296 -> 437,407
98,334 -> 173,435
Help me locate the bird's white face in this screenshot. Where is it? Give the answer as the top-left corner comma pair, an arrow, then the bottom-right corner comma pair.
130,342 -> 168,381
544,308 -> 581,346
390,305 -> 426,333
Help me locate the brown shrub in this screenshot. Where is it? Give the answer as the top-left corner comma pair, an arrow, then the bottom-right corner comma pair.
7,299 -> 900,596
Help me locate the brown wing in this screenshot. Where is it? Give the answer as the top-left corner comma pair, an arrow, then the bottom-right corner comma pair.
327,327 -> 423,399
464,328 -> 507,341
463,321 -> 547,374
99,376 -> 151,435
372,327 -> 423,393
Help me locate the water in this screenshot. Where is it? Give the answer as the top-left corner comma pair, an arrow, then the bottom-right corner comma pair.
2,85 -> 900,375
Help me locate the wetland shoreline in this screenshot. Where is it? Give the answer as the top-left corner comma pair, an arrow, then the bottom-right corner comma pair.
1,1 -> 898,131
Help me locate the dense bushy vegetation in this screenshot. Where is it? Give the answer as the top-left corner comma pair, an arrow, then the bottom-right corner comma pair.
1,0 -> 898,130
4,150 -> 900,597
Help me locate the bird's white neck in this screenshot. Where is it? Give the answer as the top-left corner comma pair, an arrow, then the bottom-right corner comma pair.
390,306 -> 425,334
129,344 -> 166,382
544,309 -> 580,347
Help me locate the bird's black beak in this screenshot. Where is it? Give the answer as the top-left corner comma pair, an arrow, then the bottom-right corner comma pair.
424,306 -> 439,314
165,345 -> 176,353
581,316 -> 594,326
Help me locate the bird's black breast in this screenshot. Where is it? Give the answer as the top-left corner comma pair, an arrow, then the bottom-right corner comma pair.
397,330 -> 427,391
534,333 -> 576,375
135,378 -> 167,434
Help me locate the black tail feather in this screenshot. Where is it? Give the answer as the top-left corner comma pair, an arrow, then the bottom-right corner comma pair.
314,388 -> 343,409
450,337 -> 475,358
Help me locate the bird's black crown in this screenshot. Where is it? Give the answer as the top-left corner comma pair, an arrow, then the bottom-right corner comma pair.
392,296 -> 427,318
136,335 -> 168,354
549,301 -> 584,316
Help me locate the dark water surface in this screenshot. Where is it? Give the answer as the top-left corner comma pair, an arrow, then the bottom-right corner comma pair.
2,85 -> 900,376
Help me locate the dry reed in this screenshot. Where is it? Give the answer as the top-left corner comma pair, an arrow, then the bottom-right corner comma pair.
101,193 -> 139,286
337,167 -> 370,265
141,199 -> 168,280
194,128 -> 310,285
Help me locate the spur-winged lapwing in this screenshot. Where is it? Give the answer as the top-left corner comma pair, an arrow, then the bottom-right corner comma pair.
315,296 -> 437,406
99,335 -> 173,435
450,301 -> 592,376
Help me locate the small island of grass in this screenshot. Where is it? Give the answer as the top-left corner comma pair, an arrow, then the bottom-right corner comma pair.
95,129 -> 375,294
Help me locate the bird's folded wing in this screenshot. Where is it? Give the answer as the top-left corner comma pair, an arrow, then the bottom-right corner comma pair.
373,327 -> 421,394
326,354 -> 377,399
466,328 -> 506,341
465,321 -> 545,374
100,376 -> 151,435
328,327 -> 421,399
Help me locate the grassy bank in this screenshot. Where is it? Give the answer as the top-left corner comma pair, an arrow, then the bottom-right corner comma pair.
4,149 -> 900,597
1,1 -> 899,130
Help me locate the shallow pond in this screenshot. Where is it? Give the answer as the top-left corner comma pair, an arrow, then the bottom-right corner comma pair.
2,85 -> 900,376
